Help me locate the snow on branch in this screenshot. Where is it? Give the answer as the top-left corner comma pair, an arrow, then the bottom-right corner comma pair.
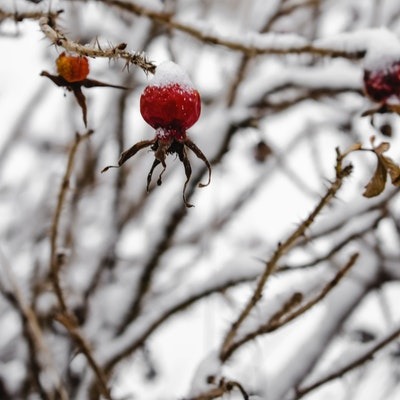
315,28 -> 400,70
96,256 -> 264,371
39,16 -> 156,74
99,0 -> 365,60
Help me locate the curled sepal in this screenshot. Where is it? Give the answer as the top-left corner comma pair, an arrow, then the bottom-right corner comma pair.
178,147 -> 194,208
185,139 -> 212,188
72,87 -> 88,127
101,138 -> 157,173
41,71 -> 128,127
81,78 -> 129,90
146,158 -> 167,192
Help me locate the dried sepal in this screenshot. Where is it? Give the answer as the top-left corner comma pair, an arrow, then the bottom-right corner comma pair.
101,139 -> 157,173
72,87 -> 88,127
185,139 -> 212,188
147,159 -> 163,191
41,70 -> 128,127
178,147 -> 194,208
81,78 -> 128,90
118,139 -> 157,166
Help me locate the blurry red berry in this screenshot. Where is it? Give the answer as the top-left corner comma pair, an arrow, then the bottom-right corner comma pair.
363,62 -> 400,103
56,52 -> 89,83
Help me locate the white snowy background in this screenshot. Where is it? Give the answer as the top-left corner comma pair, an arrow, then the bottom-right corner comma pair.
1,0 -> 400,399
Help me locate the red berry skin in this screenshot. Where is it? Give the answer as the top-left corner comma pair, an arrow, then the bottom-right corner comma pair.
140,83 -> 201,141
363,62 -> 400,103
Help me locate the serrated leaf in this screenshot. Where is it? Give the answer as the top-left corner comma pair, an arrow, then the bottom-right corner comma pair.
363,157 -> 387,198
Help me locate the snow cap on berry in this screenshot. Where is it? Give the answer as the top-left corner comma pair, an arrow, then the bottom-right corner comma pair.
150,60 -> 195,90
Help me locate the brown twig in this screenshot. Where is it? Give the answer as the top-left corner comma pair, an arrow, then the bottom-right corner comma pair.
39,16 -> 156,74
54,314 -> 112,400
278,213 -> 383,271
220,148 -> 353,361
186,377 -> 249,400
294,323 -> 400,399
49,131 -> 93,313
48,131 -> 112,399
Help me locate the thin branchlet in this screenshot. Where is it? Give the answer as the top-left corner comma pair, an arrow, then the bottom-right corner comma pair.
49,131 -> 112,400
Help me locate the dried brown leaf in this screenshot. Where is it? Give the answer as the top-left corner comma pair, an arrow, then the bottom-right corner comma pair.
363,157 -> 387,198
380,155 -> 400,186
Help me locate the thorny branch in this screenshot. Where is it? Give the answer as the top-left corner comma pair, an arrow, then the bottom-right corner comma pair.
220,148 -> 353,361
222,253 -> 359,362
39,16 -> 156,74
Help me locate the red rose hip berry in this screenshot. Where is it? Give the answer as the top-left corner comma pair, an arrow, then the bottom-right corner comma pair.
363,62 -> 400,103
102,61 -> 211,207
140,83 -> 201,141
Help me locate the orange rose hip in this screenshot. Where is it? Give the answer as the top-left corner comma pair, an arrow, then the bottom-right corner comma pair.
56,52 -> 89,83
